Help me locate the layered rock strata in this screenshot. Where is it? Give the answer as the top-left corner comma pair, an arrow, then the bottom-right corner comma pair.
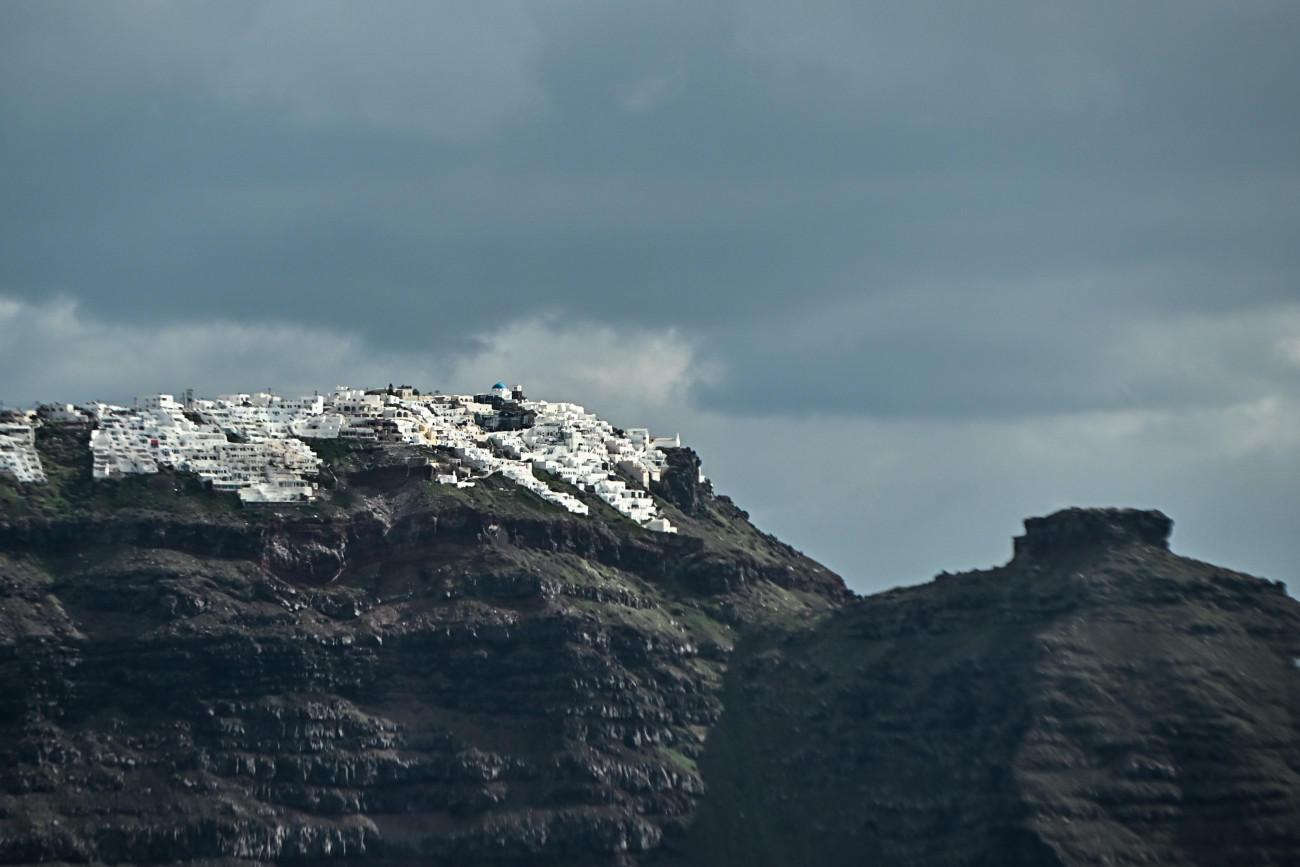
5,429 -> 1297,866
672,508 -> 1300,866
0,434 -> 844,865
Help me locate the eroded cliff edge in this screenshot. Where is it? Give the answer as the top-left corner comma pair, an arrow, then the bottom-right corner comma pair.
0,430 -> 846,864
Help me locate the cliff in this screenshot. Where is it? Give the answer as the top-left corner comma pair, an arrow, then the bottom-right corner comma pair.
3,427 -> 1298,866
671,508 -> 1300,866
0,428 -> 845,864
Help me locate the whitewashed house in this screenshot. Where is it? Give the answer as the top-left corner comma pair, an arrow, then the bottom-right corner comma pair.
0,423 -> 46,483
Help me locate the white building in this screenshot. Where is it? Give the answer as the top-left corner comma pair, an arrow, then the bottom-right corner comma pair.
0,423 -> 46,484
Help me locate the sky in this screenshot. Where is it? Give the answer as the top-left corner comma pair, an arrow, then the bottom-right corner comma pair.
3,1 -> 1299,595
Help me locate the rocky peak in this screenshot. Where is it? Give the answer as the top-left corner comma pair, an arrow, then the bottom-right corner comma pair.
1013,507 -> 1173,562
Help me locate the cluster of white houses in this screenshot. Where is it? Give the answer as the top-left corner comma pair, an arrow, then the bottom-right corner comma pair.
0,384 -> 684,532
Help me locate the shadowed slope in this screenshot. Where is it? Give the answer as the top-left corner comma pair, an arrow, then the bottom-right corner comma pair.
671,509 -> 1300,866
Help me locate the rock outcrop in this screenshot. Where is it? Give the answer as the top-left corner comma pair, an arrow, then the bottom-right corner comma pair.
669,508 -> 1300,866
651,450 -> 709,519
1013,506 -> 1173,560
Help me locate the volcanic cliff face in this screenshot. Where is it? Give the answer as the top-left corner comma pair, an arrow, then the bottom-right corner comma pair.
671,508 -> 1300,866
4,429 -> 1299,866
0,428 -> 845,864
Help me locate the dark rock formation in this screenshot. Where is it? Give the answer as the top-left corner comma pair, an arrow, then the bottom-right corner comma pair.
1014,507 -> 1173,561
668,508 -> 1300,867
651,450 -> 709,519
0,432 -> 843,865
4,436 -> 1297,867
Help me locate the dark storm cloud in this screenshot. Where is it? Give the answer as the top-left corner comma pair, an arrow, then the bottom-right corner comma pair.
5,0 -> 1299,400
4,1 -> 1300,591
6,2 -> 1298,331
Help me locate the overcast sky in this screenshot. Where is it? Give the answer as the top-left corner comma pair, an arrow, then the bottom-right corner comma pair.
3,1 -> 1299,594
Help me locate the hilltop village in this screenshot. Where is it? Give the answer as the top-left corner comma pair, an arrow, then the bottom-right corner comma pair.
0,383 -> 686,532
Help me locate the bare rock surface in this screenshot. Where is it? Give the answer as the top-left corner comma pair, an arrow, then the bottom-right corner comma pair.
4,433 -> 1297,867
668,508 -> 1300,867
0,433 -> 843,865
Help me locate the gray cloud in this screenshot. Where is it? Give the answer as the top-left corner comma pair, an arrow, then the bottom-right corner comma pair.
3,1 -> 1299,593
699,264 -> 1300,418
215,1 -> 544,139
